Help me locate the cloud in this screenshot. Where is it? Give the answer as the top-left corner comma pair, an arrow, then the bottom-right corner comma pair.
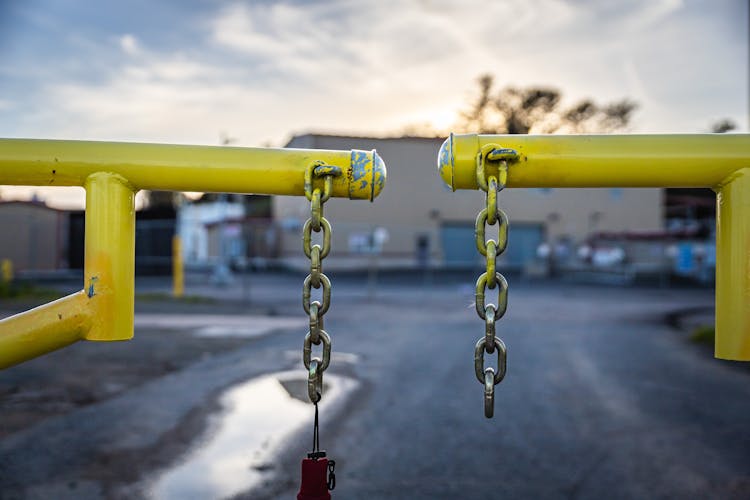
119,34 -> 140,55
0,0 -> 744,208
39,56 -> 274,143
211,3 -> 317,59
2,0 -> 747,145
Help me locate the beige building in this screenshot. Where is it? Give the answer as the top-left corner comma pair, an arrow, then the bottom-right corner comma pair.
0,201 -> 68,271
273,134 -> 663,269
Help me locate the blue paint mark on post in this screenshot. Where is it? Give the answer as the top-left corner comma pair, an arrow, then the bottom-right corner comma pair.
87,277 -> 97,297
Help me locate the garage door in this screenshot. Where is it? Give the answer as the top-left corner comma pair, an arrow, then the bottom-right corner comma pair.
440,222 -> 476,266
502,223 -> 544,269
441,221 -> 545,268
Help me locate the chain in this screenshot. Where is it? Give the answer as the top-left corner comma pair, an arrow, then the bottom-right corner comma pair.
473,144 -> 518,418
303,160 -> 341,404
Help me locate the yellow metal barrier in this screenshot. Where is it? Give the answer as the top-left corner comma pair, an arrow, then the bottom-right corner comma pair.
438,133 -> 750,361
0,139 -> 386,369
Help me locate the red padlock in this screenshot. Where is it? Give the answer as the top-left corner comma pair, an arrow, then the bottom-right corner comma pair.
299,398 -> 336,499
297,455 -> 334,500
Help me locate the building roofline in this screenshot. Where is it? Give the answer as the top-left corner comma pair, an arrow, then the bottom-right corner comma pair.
284,132 -> 446,148
204,215 -> 272,228
0,199 -> 62,211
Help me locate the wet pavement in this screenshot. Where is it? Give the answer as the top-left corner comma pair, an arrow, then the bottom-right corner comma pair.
133,314 -> 305,339
1,275 -> 748,499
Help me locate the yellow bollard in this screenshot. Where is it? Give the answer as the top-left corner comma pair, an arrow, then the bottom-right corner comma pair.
1,259 -> 13,284
172,235 -> 184,298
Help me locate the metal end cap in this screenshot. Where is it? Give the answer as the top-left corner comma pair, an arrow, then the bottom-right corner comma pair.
437,134 -> 454,191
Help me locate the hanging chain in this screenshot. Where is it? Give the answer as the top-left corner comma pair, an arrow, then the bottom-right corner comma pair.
473,144 -> 518,418
303,160 -> 342,404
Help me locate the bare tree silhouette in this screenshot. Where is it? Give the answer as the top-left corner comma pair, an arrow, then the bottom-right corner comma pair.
457,73 -> 637,134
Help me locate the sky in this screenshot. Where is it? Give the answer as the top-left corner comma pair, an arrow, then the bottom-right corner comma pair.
0,0 -> 747,207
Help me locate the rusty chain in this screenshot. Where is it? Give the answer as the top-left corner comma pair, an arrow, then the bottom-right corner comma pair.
473,144 -> 517,418
303,160 -> 341,404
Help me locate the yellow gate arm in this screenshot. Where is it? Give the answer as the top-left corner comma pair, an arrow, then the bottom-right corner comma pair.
0,139 -> 386,369
438,133 -> 750,361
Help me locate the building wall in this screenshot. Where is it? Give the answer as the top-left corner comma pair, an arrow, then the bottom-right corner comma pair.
0,202 -> 66,270
274,135 -> 663,268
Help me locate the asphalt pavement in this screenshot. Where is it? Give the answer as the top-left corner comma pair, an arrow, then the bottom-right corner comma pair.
261,277 -> 748,499
1,274 -> 748,499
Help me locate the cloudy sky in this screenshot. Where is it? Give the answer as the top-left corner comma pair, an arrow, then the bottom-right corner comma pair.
0,0 -> 747,206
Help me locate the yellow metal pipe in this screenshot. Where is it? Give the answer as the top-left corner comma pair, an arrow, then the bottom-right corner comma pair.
172,235 -> 184,298
715,169 -> 750,360
0,291 -> 92,369
438,133 -> 750,190
0,139 -> 386,200
83,172 -> 136,341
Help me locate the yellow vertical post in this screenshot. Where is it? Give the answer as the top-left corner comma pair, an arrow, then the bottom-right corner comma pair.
1,259 -> 13,284
84,172 -> 136,341
172,235 -> 184,298
715,168 -> 750,360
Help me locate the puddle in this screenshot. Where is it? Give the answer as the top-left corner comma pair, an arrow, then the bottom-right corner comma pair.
283,350 -> 361,365
193,325 -> 283,338
147,370 -> 357,500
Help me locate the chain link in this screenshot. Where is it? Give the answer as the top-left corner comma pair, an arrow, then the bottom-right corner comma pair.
472,144 -> 516,418
475,272 -> 508,320
302,161 -> 341,404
